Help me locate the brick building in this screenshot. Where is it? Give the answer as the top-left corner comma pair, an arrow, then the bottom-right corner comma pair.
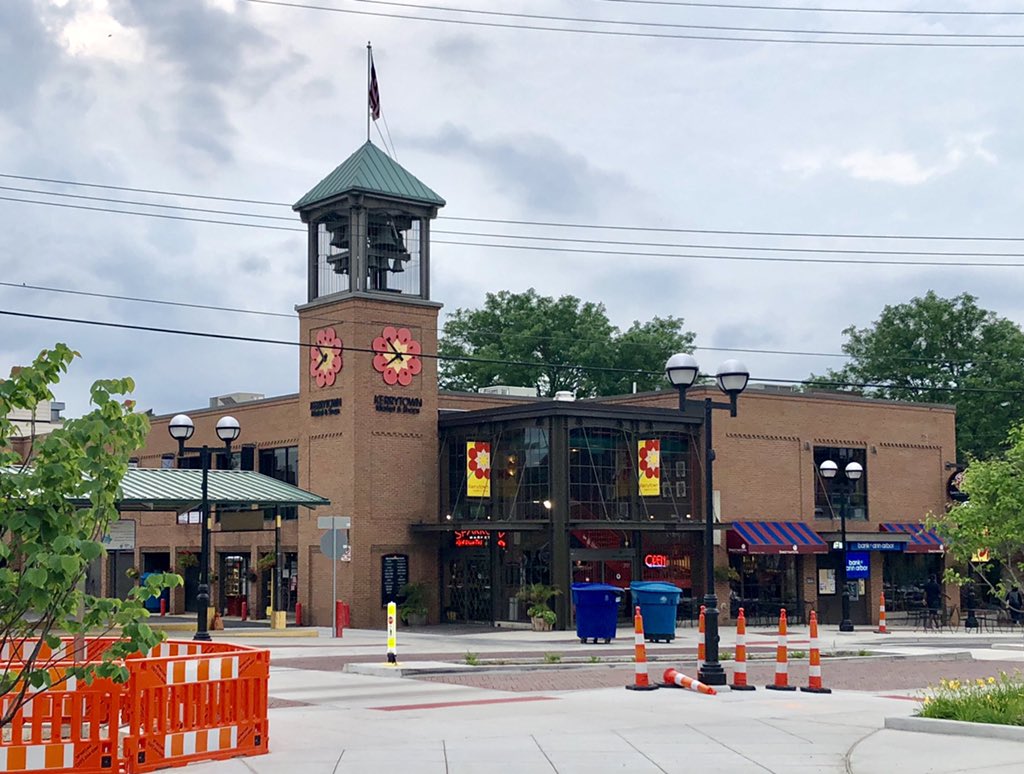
108,142 -> 957,630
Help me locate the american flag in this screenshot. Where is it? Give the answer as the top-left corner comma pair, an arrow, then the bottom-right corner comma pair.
369,57 -> 381,121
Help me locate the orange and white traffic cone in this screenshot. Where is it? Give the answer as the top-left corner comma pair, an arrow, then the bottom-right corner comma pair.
663,667 -> 717,696
876,592 -> 889,635
626,605 -> 659,691
800,610 -> 831,694
697,604 -> 706,674
730,607 -> 756,691
766,608 -> 796,691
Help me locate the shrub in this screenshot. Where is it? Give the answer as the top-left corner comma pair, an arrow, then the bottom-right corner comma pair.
543,652 -> 562,664
918,673 -> 1024,726
464,651 -> 479,666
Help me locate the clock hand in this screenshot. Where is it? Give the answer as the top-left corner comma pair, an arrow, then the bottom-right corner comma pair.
386,338 -> 405,364
317,348 -> 329,367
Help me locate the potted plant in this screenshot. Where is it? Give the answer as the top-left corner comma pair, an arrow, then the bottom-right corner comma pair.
399,582 -> 429,626
516,583 -> 561,631
175,551 -> 198,575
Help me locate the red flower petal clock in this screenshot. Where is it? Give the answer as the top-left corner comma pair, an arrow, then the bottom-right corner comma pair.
310,327 -> 343,388
372,326 -> 422,386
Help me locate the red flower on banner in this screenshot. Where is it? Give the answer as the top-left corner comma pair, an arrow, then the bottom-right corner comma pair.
467,442 -> 491,480
310,327 -> 343,388
372,326 -> 422,386
638,440 -> 660,480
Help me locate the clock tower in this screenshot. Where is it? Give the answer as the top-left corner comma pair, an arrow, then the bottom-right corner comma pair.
292,141 -> 445,627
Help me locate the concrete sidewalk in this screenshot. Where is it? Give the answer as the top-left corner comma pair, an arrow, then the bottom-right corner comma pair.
173,623 -> 1024,773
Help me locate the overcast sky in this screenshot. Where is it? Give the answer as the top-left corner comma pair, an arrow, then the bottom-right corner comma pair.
2,0 -> 1023,418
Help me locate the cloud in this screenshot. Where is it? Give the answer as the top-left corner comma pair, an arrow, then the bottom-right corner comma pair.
408,124 -> 634,217
783,133 -> 998,186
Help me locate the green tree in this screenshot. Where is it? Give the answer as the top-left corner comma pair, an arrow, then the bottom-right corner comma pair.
438,289 -> 695,397
807,291 -> 1024,461
0,345 -> 179,728
931,423 -> 1024,612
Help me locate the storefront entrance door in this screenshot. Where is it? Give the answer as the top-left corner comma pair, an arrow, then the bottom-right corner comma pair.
571,549 -> 633,620
443,551 -> 492,623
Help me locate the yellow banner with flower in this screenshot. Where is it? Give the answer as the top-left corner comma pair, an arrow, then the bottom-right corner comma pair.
638,439 -> 660,496
467,441 -> 491,497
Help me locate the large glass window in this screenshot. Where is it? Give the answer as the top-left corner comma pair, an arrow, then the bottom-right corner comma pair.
569,428 -> 632,521
814,446 -> 868,521
637,433 -> 695,521
260,446 -> 299,520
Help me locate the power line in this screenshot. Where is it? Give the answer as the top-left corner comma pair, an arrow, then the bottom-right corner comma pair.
4,193 -> 1024,267
3,307 -> 1021,395
8,171 -> 1024,244
10,183 -> 1024,260
5,278 -> 1020,370
590,0 -> 1024,17
249,0 -> 1024,38
239,0 -> 1024,47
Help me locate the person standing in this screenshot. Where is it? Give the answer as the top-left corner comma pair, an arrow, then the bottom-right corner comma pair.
924,575 -> 942,629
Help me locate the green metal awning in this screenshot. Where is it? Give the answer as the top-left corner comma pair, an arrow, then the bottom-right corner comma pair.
72,469 -> 329,511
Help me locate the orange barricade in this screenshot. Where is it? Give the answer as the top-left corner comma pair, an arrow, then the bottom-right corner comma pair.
697,605 -> 706,674
729,607 -> 755,691
765,608 -> 796,691
625,606 -> 659,691
1,638 -> 270,774
800,611 -> 831,694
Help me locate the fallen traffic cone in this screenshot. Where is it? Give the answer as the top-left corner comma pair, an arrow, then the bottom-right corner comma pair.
663,667 -> 717,696
626,605 -> 659,691
697,604 -> 706,674
765,608 -> 795,691
876,592 -> 889,635
730,607 -> 756,691
800,610 -> 831,694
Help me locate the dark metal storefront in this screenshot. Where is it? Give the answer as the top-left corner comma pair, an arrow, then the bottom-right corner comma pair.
428,401 -> 705,628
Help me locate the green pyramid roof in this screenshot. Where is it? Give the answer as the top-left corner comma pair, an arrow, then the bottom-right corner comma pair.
293,141 -> 445,210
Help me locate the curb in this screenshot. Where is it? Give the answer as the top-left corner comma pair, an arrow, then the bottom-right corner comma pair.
885,715 -> 1024,743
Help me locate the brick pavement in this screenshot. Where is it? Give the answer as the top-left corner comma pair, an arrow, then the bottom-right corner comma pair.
414,658 -> 1024,693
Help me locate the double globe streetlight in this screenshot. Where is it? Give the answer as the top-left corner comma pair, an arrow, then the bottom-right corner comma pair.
168,414 -> 241,641
665,354 -> 749,687
818,459 -> 863,633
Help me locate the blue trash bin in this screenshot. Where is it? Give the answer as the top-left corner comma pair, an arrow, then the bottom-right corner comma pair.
630,581 -> 682,642
571,583 -> 622,644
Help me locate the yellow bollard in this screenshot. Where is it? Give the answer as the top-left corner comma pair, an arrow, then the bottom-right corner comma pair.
386,601 -> 398,665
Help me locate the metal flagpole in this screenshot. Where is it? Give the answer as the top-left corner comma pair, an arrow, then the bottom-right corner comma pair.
366,42 -> 372,142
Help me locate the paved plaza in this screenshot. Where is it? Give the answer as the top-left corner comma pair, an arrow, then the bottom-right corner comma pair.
177,622 -> 1024,773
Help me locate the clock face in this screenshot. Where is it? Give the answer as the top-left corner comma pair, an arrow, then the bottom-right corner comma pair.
372,326 -> 422,386
310,327 -> 343,388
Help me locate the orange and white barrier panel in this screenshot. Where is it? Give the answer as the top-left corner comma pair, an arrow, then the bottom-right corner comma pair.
1,639 -> 269,774
877,593 -> 889,635
765,608 -> 796,691
801,610 -> 831,694
625,606 -> 659,691
730,607 -> 756,691
663,667 -> 717,696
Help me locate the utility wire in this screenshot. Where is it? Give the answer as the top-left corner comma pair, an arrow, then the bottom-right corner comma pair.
4,278 -> 1021,369
10,184 -> 1024,260
3,308 -> 1021,395
7,171 -> 1024,244
248,0 -> 1024,38
590,0 -> 1024,17
3,193 -> 1024,267
239,0 -> 1024,47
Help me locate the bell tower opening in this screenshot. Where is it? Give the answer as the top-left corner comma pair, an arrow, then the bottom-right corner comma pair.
294,141 -> 444,304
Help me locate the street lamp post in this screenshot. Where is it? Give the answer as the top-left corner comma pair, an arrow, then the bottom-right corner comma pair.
819,459 -> 862,633
665,354 -> 749,687
168,413 -> 241,641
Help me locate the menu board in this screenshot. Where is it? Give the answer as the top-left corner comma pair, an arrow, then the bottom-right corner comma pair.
381,553 -> 409,607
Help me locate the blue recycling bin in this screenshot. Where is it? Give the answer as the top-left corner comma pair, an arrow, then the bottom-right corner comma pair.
629,581 -> 682,642
571,583 -> 622,644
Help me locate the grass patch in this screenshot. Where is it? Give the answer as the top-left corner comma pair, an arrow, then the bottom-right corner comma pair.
719,650 -> 733,661
589,655 -> 602,663
464,651 -> 479,666
918,673 -> 1024,726
858,649 -> 872,657
790,650 -> 806,660
543,652 -> 562,664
